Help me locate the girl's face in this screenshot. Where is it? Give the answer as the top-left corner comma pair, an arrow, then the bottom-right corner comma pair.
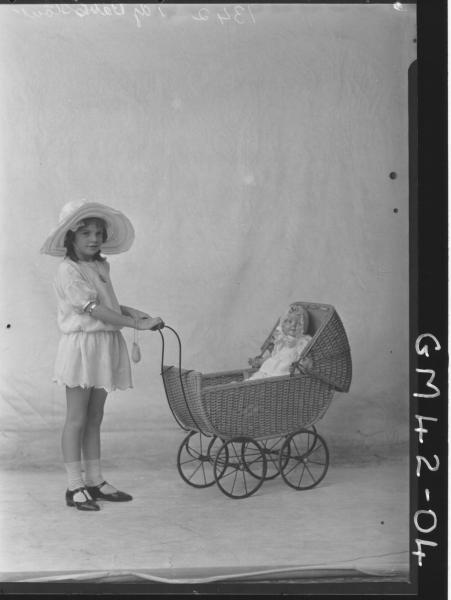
281,315 -> 303,337
73,219 -> 105,261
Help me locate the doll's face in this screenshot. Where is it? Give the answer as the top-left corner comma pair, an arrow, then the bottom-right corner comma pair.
281,314 -> 304,337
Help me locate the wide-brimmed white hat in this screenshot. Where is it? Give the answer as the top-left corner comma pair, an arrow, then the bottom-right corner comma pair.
40,200 -> 135,257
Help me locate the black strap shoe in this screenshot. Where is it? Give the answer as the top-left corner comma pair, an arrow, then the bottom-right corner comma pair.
86,480 -> 133,502
66,487 -> 100,511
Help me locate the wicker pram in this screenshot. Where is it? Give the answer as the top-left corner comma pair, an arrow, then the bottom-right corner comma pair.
159,301 -> 352,499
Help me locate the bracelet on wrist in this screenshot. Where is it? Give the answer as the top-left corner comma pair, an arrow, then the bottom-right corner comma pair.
84,301 -> 98,315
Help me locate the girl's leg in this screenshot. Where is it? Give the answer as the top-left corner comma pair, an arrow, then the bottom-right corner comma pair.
62,386 -> 93,502
83,387 -> 133,501
82,387 -> 107,462
82,387 -> 109,488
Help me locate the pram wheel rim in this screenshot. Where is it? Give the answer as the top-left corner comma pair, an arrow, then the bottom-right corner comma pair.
177,431 -> 227,489
279,428 -> 329,491
241,436 -> 290,481
214,437 -> 267,499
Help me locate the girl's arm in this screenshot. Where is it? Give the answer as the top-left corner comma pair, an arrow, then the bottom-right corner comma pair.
120,304 -> 150,319
87,303 -> 162,330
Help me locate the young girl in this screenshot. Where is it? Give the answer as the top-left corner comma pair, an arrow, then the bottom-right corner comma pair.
247,306 -> 312,380
41,200 -> 164,512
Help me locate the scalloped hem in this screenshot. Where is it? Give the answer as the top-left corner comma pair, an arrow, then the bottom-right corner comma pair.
53,378 -> 133,394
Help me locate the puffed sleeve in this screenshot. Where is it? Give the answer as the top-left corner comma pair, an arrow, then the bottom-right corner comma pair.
55,262 -> 99,314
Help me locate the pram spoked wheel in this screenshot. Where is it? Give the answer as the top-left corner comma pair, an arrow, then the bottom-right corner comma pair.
214,437 -> 267,499
177,431 -> 227,488
279,428 -> 329,490
160,304 -> 352,499
241,436 -> 289,480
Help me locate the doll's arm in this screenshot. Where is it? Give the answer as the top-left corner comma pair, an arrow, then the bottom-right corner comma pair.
291,347 -> 314,373
248,344 -> 273,368
248,355 -> 265,369
291,356 -> 313,373
296,337 -> 313,370
297,356 -> 313,370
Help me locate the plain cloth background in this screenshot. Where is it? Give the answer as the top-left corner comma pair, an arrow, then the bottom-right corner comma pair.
0,3 -> 416,462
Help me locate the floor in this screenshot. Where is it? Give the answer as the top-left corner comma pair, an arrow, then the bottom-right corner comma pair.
0,432 -> 410,586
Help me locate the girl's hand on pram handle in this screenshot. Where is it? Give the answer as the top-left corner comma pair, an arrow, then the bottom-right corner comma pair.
150,317 -> 165,331
135,316 -> 165,331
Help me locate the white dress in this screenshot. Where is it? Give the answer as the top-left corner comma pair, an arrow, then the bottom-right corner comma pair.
53,258 -> 132,392
248,335 -> 311,380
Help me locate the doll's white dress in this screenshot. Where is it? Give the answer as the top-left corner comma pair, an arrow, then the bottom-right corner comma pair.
247,335 -> 311,380
53,258 -> 132,392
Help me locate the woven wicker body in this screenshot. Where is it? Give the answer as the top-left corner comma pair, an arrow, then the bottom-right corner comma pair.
161,302 -> 352,441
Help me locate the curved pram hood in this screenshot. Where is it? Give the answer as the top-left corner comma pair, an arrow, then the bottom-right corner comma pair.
261,302 -> 352,393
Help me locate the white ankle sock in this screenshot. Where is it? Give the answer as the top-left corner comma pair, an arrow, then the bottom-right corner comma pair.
83,459 -> 104,487
64,461 -> 85,491
84,459 -> 119,494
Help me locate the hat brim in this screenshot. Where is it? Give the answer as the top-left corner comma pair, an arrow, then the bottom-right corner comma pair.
40,203 -> 135,257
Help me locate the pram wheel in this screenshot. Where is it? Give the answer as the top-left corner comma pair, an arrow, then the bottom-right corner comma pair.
241,436 -> 289,480
177,432 -> 227,488
279,429 -> 329,490
214,437 -> 267,499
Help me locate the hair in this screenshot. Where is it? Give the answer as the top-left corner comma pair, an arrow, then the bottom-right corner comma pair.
64,217 -> 108,262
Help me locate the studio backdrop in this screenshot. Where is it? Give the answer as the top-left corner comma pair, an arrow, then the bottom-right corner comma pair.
0,3 -> 416,466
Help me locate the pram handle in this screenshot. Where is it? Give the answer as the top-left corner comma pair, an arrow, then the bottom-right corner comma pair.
157,325 -> 209,436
